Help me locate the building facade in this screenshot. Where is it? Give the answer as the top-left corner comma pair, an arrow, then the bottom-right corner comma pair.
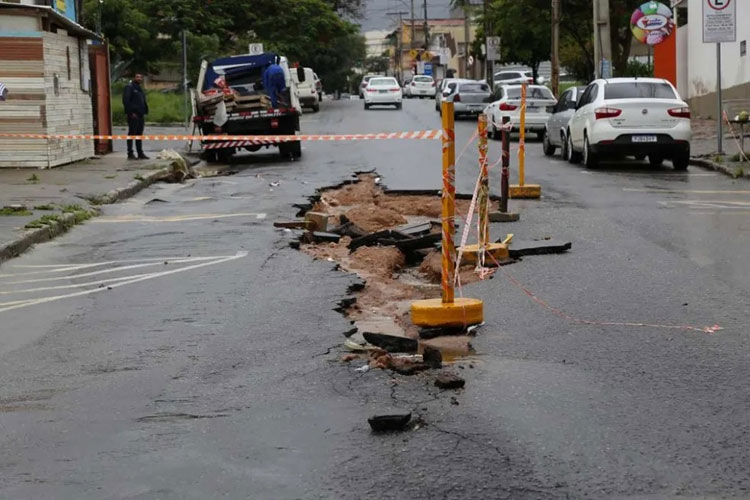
0,1 -> 98,168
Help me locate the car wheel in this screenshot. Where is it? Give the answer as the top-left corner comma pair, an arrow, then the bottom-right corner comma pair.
672,149 -> 689,171
536,130 -> 545,141
567,132 -> 582,164
561,132 -> 569,160
542,129 -> 555,156
583,134 -> 598,168
634,154 -> 646,161
312,103 -> 320,112
364,102 -> 369,110
396,103 -> 402,110
649,154 -> 664,167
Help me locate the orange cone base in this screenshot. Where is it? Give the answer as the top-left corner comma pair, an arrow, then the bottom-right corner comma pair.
459,243 -> 509,265
411,297 -> 484,328
510,184 -> 541,199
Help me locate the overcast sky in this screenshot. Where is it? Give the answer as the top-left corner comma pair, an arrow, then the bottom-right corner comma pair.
359,0 -> 454,31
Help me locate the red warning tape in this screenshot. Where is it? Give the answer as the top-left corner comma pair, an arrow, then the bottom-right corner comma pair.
0,130 -> 442,142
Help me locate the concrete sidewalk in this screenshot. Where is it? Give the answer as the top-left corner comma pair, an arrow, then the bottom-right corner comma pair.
0,153 -> 177,263
690,118 -> 750,178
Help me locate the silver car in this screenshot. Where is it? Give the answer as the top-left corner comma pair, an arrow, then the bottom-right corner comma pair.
440,80 -> 491,118
542,86 -> 586,157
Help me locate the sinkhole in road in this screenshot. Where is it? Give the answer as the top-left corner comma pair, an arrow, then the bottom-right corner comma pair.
291,173 -> 501,371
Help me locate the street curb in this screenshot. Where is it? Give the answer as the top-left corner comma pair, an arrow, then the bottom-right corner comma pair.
690,157 -> 750,179
0,162 -> 173,265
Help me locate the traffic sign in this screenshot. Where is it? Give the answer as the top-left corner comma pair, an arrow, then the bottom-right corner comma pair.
409,49 -> 418,60
703,0 -> 736,43
424,63 -> 433,76
486,36 -> 501,61
249,43 -> 264,55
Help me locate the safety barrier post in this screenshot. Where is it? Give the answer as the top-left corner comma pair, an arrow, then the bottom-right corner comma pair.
460,114 -> 510,265
490,116 -> 519,222
510,83 -> 542,199
411,102 -> 483,328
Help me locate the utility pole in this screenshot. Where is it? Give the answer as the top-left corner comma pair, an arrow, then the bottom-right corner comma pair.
423,0 -> 429,49
485,0 -> 492,86
463,3 -> 471,79
410,0 -> 416,50
551,0 -> 560,96
387,11 -> 409,83
182,30 -> 189,128
593,0 -> 612,78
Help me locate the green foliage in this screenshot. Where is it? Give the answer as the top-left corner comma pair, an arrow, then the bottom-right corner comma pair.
623,60 -> 653,78
0,207 -> 31,216
27,174 -> 39,184
365,56 -> 390,75
33,204 -> 55,211
25,214 -> 61,229
112,90 -> 185,125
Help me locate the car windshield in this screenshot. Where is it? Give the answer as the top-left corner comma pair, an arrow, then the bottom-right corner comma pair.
414,76 -> 433,83
369,78 -> 398,87
460,83 -> 489,93
504,86 -> 554,99
604,82 -> 676,99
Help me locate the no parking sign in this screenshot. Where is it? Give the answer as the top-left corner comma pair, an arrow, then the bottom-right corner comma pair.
703,0 -> 736,43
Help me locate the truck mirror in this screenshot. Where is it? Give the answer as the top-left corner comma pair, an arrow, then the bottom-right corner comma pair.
297,67 -> 306,83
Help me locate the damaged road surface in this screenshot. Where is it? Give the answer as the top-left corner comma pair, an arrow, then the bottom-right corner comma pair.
2,99 -> 750,500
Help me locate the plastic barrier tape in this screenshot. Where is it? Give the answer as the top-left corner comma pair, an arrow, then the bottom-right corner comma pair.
0,130 -> 442,142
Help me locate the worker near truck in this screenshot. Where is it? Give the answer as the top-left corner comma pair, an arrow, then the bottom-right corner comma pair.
262,60 -> 286,109
122,74 -> 150,160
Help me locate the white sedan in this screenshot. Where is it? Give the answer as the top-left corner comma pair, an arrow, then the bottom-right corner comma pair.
405,75 -> 436,98
566,77 -> 692,170
483,85 -> 557,140
364,77 -> 403,110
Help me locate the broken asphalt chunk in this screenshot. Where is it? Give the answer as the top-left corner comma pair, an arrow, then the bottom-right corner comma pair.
422,346 -> 443,369
274,220 -> 314,230
368,412 -> 413,433
348,230 -> 410,251
435,372 -> 465,390
504,240 -> 572,258
394,233 -> 441,252
362,332 -> 418,353
301,231 -> 341,244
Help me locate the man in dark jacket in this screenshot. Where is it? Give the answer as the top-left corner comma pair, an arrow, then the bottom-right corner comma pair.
122,74 -> 149,160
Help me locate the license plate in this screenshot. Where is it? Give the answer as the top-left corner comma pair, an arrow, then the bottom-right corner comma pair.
632,135 -> 657,143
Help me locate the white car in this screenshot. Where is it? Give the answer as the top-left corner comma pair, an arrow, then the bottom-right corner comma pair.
542,85 -> 586,156
493,70 -> 533,86
440,80 -> 491,117
363,77 -> 403,110
566,78 -> 692,170
405,75 -> 436,98
483,85 -> 557,140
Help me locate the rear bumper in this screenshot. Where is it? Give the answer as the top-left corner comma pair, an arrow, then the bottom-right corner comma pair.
299,95 -> 318,106
454,102 -> 486,114
411,87 -> 436,97
590,134 -> 690,156
365,93 -> 402,104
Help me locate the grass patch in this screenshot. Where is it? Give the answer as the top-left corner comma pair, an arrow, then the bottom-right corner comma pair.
27,174 -> 40,184
0,207 -> 32,216
104,174 -> 118,179
734,166 -> 745,177
61,204 -> 84,213
713,155 -> 724,164
134,173 -> 145,181
24,209 -> 94,229
33,204 -> 55,211
24,214 -> 60,229
112,90 -> 187,125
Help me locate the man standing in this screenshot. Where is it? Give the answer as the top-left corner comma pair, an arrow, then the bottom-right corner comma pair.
262,60 -> 286,109
122,74 -> 149,160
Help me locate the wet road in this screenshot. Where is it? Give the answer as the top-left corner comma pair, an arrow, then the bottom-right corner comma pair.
1,99 -> 750,499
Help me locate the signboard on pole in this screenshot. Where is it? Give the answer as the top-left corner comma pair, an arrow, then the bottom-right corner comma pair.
703,0 -> 736,43
486,36 -> 501,61
424,63 -> 433,76
249,43 -> 265,55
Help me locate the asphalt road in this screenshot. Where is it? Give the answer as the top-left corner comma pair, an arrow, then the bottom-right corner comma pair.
2,99 -> 750,499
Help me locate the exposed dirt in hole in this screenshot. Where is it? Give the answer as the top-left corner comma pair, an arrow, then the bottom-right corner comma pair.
301,174 -> 493,350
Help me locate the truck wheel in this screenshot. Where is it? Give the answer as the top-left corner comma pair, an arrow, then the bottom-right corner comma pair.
290,141 -> 302,159
217,149 -> 233,163
313,103 -> 320,112
201,150 -> 218,163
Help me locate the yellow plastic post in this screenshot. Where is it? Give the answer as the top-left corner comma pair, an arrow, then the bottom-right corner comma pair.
441,100 -> 456,304
411,101 -> 483,328
510,83 -> 541,199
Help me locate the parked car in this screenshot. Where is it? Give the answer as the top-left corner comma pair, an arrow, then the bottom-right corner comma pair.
542,85 -> 586,156
493,70 -> 533,86
440,80 -> 491,118
565,78 -> 691,170
483,84 -> 557,139
405,75 -> 436,98
359,74 -> 379,98
314,72 -> 322,94
363,76 -> 403,110
292,67 -> 320,112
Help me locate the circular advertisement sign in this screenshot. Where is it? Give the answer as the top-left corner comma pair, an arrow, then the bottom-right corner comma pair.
630,1 -> 675,45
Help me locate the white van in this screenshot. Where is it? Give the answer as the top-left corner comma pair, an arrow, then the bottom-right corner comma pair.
292,67 -> 320,112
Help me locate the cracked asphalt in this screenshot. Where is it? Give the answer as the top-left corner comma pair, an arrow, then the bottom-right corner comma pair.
1,98 -> 750,499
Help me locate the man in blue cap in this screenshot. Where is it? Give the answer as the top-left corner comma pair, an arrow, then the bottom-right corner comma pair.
262,58 -> 286,108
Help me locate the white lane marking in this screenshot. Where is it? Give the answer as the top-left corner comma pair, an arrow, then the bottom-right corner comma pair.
0,272 -> 160,296
1,256 -> 228,285
658,200 -> 750,209
0,251 -> 248,314
8,256 -> 213,273
92,213 -> 266,223
624,188 -> 750,195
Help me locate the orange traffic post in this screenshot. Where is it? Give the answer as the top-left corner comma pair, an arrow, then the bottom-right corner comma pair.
459,114 -> 510,266
411,102 -> 483,328
510,83 -> 542,199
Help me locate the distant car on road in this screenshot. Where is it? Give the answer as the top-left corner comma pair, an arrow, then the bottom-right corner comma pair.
363,76 -> 403,110
565,78 -> 692,170
405,75 -> 436,99
483,84 -> 557,140
493,70 -> 533,86
440,80 -> 491,118
359,74 -> 379,99
543,85 -> 586,157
